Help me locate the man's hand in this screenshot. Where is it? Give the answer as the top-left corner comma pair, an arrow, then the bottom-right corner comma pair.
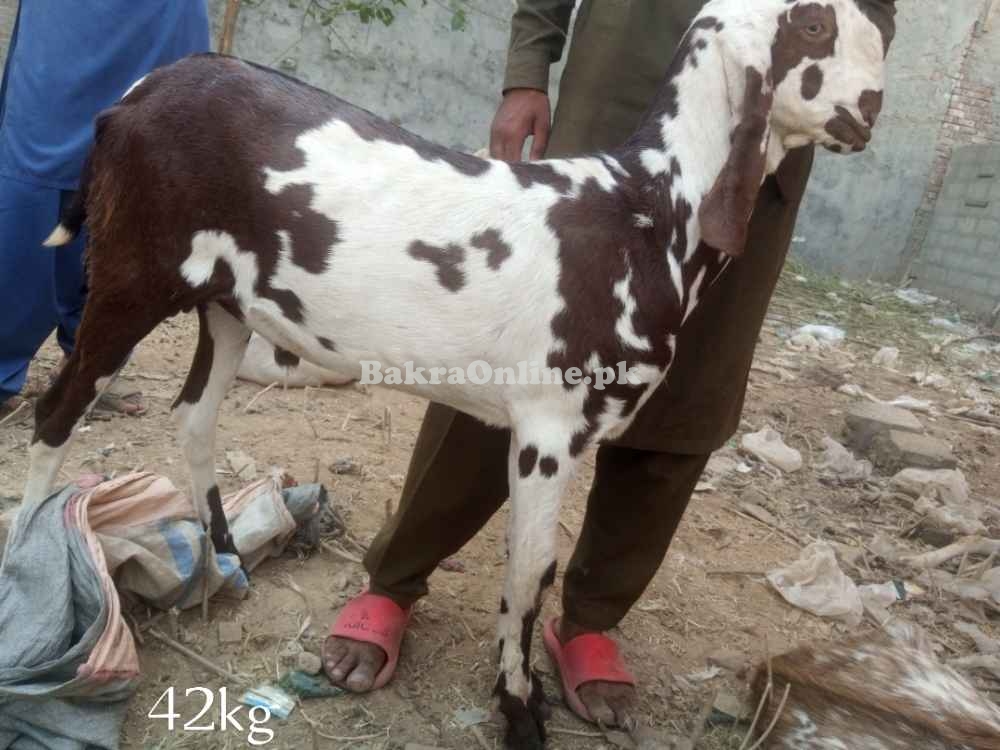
489,88 -> 552,162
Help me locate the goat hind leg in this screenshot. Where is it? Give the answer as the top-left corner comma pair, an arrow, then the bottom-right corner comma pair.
495,430 -> 574,749
172,302 -> 250,557
26,293 -> 162,505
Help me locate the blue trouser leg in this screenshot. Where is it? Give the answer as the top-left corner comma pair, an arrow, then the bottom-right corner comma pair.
0,177 -> 87,402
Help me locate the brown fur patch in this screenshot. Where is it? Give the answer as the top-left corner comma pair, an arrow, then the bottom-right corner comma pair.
801,63 -> 824,100
772,4 -> 839,87
699,67 -> 773,258
407,241 -> 466,292
470,229 -> 513,270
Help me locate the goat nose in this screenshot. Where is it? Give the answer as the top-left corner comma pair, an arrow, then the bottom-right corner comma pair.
858,89 -> 883,128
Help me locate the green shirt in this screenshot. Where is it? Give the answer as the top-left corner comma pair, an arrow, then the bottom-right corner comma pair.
502,0 -> 704,156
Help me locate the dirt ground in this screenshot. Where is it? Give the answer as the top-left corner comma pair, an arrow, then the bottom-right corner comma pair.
2,261 -> 999,750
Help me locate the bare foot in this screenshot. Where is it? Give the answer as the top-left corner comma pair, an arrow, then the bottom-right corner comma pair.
558,618 -> 638,728
322,636 -> 388,693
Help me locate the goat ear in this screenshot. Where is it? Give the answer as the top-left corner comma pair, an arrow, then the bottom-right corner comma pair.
698,67 -> 774,258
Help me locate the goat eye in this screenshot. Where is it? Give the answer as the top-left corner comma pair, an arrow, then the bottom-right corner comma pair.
804,23 -> 824,36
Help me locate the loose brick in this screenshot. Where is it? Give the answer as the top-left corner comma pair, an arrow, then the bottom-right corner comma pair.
844,403 -> 923,453
872,431 -> 957,473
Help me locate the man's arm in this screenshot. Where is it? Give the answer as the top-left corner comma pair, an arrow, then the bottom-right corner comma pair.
490,0 -> 575,162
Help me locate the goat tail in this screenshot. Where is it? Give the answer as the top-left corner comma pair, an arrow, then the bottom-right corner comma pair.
42,149 -> 95,248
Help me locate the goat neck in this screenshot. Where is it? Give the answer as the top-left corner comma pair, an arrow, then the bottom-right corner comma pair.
614,11 -> 787,269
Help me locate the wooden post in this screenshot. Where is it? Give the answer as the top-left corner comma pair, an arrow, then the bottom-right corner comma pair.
218,0 -> 242,55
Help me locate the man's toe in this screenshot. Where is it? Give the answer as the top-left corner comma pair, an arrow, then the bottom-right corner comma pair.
329,649 -> 359,684
578,683 -> 617,726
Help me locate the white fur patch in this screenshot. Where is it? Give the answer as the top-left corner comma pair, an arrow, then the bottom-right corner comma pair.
42,224 -> 73,248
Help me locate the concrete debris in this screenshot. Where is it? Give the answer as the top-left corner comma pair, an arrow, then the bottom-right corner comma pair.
872,430 -> 957,472
741,427 -> 803,473
844,402 -> 923,452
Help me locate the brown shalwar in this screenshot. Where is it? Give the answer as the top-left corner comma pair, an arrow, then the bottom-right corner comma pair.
364,0 -> 814,632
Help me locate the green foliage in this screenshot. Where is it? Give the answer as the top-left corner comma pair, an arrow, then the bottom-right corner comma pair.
301,0 -> 470,31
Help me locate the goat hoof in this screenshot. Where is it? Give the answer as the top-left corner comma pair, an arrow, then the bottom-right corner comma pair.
498,672 -> 548,749
212,530 -> 240,557
210,531 -> 250,579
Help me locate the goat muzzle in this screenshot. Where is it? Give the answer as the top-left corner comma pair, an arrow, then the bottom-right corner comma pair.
825,106 -> 872,152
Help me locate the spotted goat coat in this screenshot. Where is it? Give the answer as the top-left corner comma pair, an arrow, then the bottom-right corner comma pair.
752,627 -> 1000,749
29,0 -> 894,746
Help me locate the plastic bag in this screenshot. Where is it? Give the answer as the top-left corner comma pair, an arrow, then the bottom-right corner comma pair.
767,542 -> 863,627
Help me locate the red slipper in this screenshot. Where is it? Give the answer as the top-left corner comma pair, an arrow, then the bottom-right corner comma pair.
328,591 -> 410,690
542,617 -> 636,723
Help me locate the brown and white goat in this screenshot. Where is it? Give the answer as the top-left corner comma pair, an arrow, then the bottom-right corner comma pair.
28,0 -> 894,745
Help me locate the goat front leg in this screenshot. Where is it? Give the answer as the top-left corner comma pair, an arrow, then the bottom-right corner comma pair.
495,430 -> 574,749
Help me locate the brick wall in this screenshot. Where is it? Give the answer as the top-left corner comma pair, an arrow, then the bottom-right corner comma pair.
904,2 -> 1000,317
911,145 -> 1000,315
901,19 -> 999,272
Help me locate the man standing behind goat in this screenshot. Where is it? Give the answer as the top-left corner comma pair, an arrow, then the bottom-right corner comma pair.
0,0 -> 210,418
324,0 -> 895,729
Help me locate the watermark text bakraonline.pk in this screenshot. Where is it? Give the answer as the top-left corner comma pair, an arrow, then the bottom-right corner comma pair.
360,360 -> 637,389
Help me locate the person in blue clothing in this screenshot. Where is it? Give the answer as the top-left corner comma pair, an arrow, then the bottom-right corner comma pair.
0,0 -> 211,416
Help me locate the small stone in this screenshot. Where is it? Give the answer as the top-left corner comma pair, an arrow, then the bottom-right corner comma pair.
438,557 -> 465,573
710,689 -> 750,725
218,621 -> 243,645
404,745 -> 448,750
296,651 -> 322,675
279,640 -> 304,666
707,649 -> 750,676
331,457 -> 360,475
844,402 -> 924,452
873,431 -> 957,472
